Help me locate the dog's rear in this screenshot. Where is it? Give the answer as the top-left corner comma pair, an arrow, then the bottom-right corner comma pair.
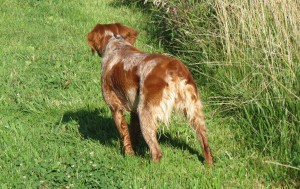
87,23 -> 213,166
137,55 -> 213,164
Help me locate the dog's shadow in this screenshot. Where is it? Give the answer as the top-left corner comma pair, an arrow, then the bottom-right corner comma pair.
60,108 -> 118,147
60,108 -> 204,162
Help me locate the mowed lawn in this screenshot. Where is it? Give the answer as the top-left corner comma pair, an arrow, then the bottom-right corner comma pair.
0,0 -> 296,188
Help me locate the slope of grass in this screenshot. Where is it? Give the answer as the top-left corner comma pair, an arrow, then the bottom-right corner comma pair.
0,0 -> 298,188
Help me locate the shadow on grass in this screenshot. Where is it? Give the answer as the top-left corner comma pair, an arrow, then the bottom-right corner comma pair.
160,133 -> 205,162
60,108 -> 205,163
61,108 -> 118,147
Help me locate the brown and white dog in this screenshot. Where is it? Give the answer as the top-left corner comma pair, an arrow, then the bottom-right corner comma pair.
87,23 -> 213,165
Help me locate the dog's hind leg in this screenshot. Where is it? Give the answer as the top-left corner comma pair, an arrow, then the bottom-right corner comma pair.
181,84 -> 214,166
138,106 -> 162,163
189,102 -> 214,166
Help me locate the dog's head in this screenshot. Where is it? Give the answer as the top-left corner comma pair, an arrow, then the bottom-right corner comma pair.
87,23 -> 139,56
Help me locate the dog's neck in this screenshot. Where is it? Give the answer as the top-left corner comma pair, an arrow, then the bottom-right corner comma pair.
103,35 -> 130,55
101,36 -> 131,72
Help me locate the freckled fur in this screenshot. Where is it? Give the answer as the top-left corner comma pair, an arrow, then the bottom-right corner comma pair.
87,23 -> 213,165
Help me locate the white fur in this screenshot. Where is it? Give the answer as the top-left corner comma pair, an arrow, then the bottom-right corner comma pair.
125,87 -> 139,111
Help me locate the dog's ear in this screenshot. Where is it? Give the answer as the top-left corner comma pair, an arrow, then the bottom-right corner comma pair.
87,24 -> 112,56
87,30 -> 96,55
115,23 -> 139,45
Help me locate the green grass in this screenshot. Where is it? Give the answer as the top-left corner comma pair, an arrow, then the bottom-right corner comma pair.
0,0 -> 298,188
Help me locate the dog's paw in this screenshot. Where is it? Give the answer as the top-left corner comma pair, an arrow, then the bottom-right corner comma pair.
124,147 -> 135,156
152,152 -> 162,163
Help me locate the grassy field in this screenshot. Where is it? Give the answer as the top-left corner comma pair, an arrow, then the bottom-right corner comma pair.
0,0 -> 298,188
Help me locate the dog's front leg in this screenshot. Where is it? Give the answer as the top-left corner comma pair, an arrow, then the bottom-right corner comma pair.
112,108 -> 134,155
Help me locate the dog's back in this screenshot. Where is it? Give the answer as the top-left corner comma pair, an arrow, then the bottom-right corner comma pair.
102,37 -> 197,116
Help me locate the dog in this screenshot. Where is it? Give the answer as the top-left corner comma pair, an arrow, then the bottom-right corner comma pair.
87,23 -> 213,165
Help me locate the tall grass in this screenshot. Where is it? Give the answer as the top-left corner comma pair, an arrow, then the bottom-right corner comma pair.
213,0 -> 299,160
142,0 -> 300,181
